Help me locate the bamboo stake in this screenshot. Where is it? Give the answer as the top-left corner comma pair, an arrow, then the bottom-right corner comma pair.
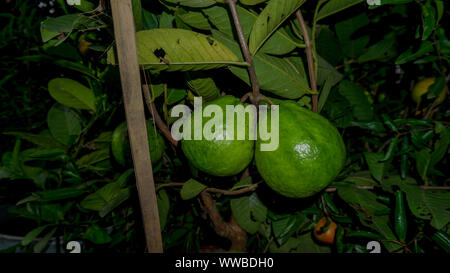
110,0 -> 162,253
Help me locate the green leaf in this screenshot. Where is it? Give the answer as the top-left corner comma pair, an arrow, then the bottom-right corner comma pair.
185,72 -> 220,102
297,233 -> 331,253
421,2 -> 436,40
248,0 -> 306,55
335,13 -> 370,58
163,0 -> 215,8
337,186 -> 398,251
415,148 -> 431,181
272,213 -> 307,245
47,104 -> 82,147
317,26 -> 343,66
395,41 -> 434,64
430,123 -> 449,167
180,179 -> 207,200
167,88 -> 187,105
204,5 -> 299,55
358,32 -> 397,62
402,185 -> 450,230
107,29 -> 246,71
142,9 -> 159,30
317,56 -> 343,112
213,30 -> 312,99
231,192 -> 267,234
3,132 -> 64,149
48,78 -> 96,111
40,14 -> 81,42
22,225 -> 49,246
427,77 -> 445,100
99,188 -> 131,217
175,8 -> 212,30
80,182 -> 122,211
52,60 -> 98,80
364,153 -> 386,182
33,227 -> 57,253
157,189 -> 170,230
35,187 -> 85,202
338,80 -> 373,121
316,0 -> 364,21
76,149 -> 110,168
83,225 -> 112,244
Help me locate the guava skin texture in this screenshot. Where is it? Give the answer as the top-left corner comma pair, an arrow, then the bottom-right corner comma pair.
181,95 -> 255,177
255,101 -> 346,198
111,120 -> 165,166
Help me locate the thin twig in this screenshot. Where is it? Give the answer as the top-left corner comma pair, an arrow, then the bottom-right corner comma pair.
263,237 -> 274,254
296,9 -> 318,112
206,181 -> 262,196
226,0 -> 260,106
142,84 -> 179,146
320,195 -> 329,217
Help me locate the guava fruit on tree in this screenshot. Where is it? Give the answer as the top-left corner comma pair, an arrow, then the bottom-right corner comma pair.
255,101 -> 346,198
111,120 -> 165,166
181,95 -> 255,177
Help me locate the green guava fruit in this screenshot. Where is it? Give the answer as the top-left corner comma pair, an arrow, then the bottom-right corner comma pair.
181,95 -> 255,177
111,120 -> 165,166
255,101 -> 346,198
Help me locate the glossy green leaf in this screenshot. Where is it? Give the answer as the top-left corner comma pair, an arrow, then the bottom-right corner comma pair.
48,78 -> 96,111
338,80 -> 373,121
427,77 -> 445,100
76,149 -> 110,168
180,179 -> 207,200
33,227 -> 57,253
335,13 -> 370,58
213,30 -> 312,99
22,225 -> 49,246
421,2 -> 436,40
249,0 -> 306,55
107,29 -> 246,71
364,152 -> 386,182
47,104 -> 82,147
185,72 -> 220,102
175,8 -> 212,30
316,0 -> 364,21
3,132 -> 65,149
167,88 -> 187,105
415,148 -> 431,181
99,188 -> 131,217
231,192 -> 267,234
430,123 -> 449,167
395,41 -> 434,64
83,225 -> 112,244
402,185 -> 450,230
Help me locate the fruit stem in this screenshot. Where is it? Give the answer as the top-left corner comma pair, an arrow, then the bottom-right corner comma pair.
295,9 -> 318,112
226,0 -> 261,106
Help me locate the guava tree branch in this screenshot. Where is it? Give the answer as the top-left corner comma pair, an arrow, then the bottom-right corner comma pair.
199,191 -> 248,251
226,0 -> 260,105
142,84 -> 178,146
296,9 -> 318,112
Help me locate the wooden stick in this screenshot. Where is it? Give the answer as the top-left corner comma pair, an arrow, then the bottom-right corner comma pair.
110,0 -> 162,253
